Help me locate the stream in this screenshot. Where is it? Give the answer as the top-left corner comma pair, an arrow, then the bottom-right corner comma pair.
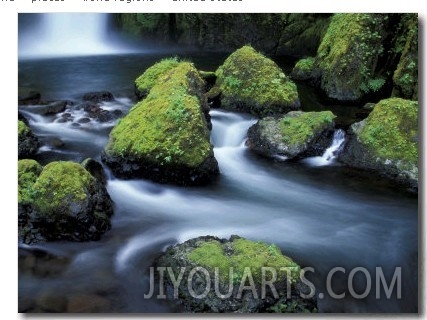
18,53 -> 418,313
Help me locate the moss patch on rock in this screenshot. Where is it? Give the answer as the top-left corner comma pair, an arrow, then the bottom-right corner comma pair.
104,62 -> 219,185
188,238 -> 300,284
210,45 -> 300,116
134,57 -> 180,99
339,98 -> 418,192
291,57 -> 315,81
315,14 -> 388,101
247,111 -> 336,160
18,160 -> 113,243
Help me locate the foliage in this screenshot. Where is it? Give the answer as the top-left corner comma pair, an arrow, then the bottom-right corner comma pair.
294,57 -> 315,72
188,238 -> 301,284
18,120 -> 30,136
392,14 -> 418,100
211,45 -> 299,116
18,159 -> 42,204
279,111 -> 336,146
359,98 -> 418,164
107,62 -> 212,167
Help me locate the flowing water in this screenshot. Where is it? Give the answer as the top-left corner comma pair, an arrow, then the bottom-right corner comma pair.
18,53 -> 418,313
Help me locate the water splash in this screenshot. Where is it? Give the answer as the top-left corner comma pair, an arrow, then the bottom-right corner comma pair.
302,129 -> 346,166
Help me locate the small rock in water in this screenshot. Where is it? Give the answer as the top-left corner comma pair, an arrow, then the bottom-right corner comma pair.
77,117 -> 91,124
66,294 -> 110,313
48,137 -> 65,148
82,91 -> 115,103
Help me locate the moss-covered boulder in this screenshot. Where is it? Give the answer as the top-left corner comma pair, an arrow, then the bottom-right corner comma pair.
134,57 -> 180,100
392,14 -> 418,101
208,46 -> 300,117
291,57 -> 316,81
339,98 -> 418,192
18,160 -> 113,243
103,62 -> 219,186
18,120 -> 39,159
154,235 -> 317,313
315,14 -> 388,101
247,111 -> 336,160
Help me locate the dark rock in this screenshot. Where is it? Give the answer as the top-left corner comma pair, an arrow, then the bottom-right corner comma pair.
30,100 -> 68,115
18,247 -> 70,278
18,88 -> 41,105
153,235 -> 317,313
247,111 -> 336,160
66,294 -> 111,313
18,111 -> 29,125
81,158 -> 107,186
82,91 -> 115,103
77,117 -> 91,124
112,109 -> 123,118
48,137 -> 65,148
18,120 -> 40,159
71,122 -> 81,127
36,290 -> 67,312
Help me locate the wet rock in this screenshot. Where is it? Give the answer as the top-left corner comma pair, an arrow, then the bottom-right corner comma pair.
18,160 -> 114,243
18,296 -> 36,313
77,117 -> 91,124
81,158 -> 107,186
66,294 -> 110,313
18,88 -> 41,105
82,91 -> 115,103
112,109 -> 123,118
247,111 -> 336,160
18,120 -> 40,159
339,98 -> 418,192
36,290 -> 67,312
103,62 -> 219,186
208,45 -> 300,117
18,247 -> 70,278
154,235 -> 317,313
48,137 -> 65,148
71,122 -> 81,127
30,100 -> 68,115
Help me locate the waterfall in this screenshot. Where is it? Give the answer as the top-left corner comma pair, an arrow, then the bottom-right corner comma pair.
18,13 -> 135,59
303,129 -> 346,166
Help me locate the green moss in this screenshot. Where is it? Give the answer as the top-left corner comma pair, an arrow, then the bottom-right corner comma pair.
135,57 -> 181,98
107,62 -> 212,168
18,159 -> 42,204
212,45 -> 299,116
316,14 -> 387,100
294,57 -> 315,72
392,14 -> 418,100
31,161 -> 95,216
18,120 -> 30,136
359,98 -> 418,164
188,238 -> 301,284
279,111 -> 336,147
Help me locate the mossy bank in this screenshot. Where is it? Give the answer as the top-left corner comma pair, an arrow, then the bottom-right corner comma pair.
154,235 -> 317,313
18,159 -> 113,243
103,61 -> 219,186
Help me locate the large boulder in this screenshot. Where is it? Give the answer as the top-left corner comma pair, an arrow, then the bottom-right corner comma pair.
153,235 -> 317,313
18,120 -> 39,159
102,62 -> 219,186
314,14 -> 389,101
247,111 -> 336,160
18,160 -> 113,243
134,57 -> 180,100
339,98 -> 418,192
208,46 -> 300,117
